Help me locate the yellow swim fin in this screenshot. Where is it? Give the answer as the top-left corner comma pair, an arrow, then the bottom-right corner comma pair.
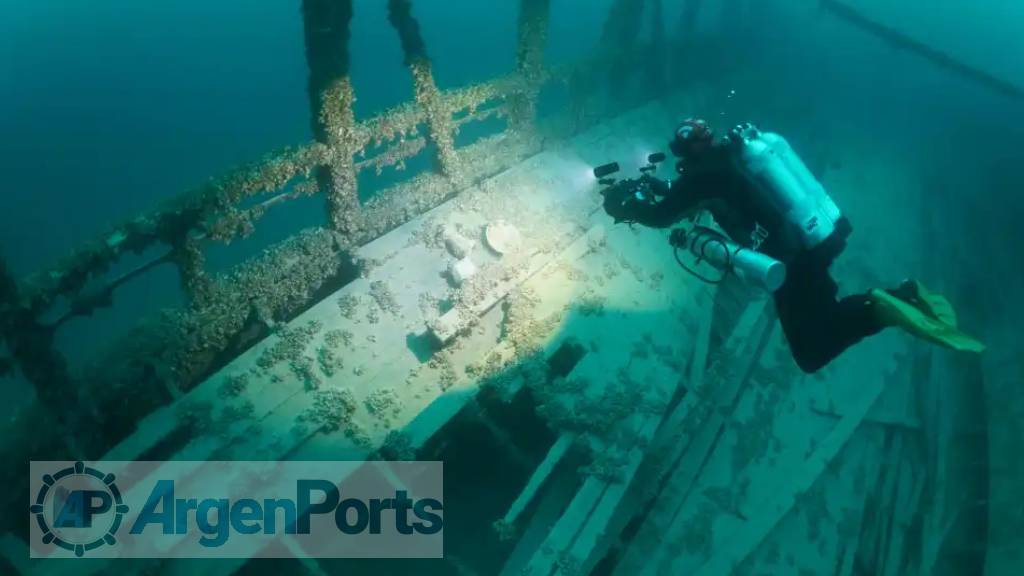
870,281 -> 985,353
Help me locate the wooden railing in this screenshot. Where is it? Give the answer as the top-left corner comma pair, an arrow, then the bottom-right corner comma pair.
0,0 -> 666,462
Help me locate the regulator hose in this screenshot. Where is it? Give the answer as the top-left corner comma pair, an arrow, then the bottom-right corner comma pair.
672,226 -> 737,285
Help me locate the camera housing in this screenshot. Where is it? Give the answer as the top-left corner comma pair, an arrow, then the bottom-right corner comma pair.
593,162 -> 621,179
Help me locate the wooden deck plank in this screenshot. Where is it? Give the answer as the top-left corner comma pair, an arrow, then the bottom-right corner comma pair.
501,434 -> 575,528
558,419 -> 661,575
617,299 -> 772,576
688,370 -> 890,576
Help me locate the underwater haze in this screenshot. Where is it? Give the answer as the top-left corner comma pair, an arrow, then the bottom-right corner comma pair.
2,1 -> 1024,575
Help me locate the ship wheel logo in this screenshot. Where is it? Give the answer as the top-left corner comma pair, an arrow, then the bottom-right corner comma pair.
30,462 -> 129,557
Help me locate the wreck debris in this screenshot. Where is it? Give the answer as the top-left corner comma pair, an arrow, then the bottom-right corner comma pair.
378,429 -> 416,460
290,356 -> 322,390
484,221 -> 524,255
337,294 -> 361,319
369,280 -> 400,315
365,388 -> 402,421
299,387 -> 358,433
448,258 -> 479,286
822,0 -> 1024,101
443,226 -> 476,259
325,328 -> 354,349
217,373 -> 250,399
256,320 -> 323,371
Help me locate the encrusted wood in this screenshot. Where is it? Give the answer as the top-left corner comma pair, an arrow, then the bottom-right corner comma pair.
0,0 -> 661,509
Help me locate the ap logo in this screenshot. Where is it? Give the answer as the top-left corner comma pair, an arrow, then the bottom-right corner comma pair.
30,462 -> 128,557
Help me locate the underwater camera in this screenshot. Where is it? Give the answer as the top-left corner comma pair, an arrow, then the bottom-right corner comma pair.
593,153 -> 665,186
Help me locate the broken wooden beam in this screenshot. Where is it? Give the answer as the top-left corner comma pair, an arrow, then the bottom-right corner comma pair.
497,433 -> 575,536
821,0 -> 1024,100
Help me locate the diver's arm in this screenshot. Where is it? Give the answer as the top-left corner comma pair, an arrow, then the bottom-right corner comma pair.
602,175 -> 705,228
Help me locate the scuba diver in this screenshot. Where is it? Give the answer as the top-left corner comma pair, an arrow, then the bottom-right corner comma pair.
601,119 -> 984,373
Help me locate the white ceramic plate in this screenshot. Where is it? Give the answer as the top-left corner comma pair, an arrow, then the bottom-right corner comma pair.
484,221 -> 522,255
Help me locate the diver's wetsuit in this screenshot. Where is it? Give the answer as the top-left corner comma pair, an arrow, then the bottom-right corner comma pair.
607,143 -> 884,373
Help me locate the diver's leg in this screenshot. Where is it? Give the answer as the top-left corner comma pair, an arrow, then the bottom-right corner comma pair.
774,254 -> 884,373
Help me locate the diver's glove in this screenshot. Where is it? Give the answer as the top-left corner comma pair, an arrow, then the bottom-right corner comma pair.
601,176 -> 666,224
602,185 -> 642,224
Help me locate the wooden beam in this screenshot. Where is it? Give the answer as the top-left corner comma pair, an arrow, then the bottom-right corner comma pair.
688,370 -> 889,575
679,0 -> 702,38
388,0 -> 464,186
629,301 -> 774,576
302,0 -> 362,242
0,254 -> 79,431
601,0 -> 647,101
509,0 -> 551,132
0,253 -> 19,347
171,235 -> 211,306
558,418 -> 664,575
16,61 -> 565,317
821,0 -> 1024,101
498,433 -> 575,533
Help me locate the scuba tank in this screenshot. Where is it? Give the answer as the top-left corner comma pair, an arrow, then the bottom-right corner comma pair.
727,123 -> 842,249
671,226 -> 787,292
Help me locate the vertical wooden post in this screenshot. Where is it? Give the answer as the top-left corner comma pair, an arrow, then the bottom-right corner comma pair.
172,235 -> 212,306
672,0 -> 702,79
680,0 -> 702,38
0,255 -> 18,379
387,0 -> 464,187
509,0 -> 551,133
600,0 -> 647,102
302,0 -> 362,243
0,255 -> 82,433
